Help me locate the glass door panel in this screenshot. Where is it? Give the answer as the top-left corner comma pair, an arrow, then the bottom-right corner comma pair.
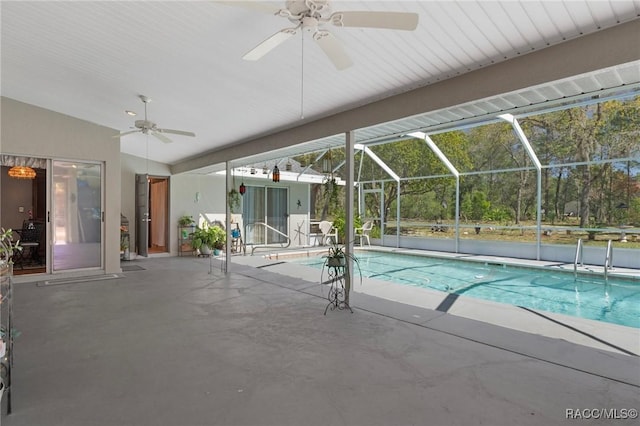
243,186 -> 265,244
266,187 -> 288,244
52,161 -> 102,271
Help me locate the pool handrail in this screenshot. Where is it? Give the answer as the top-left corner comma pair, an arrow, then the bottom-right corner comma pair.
604,239 -> 613,283
573,238 -> 583,280
246,221 -> 291,255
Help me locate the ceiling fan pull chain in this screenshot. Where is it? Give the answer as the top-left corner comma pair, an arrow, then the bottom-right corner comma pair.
300,31 -> 305,120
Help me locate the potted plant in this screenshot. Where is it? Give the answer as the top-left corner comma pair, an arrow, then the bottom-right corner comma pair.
332,211 -> 362,244
322,242 -> 362,283
191,223 -> 226,256
228,189 -> 240,212
178,215 -> 195,227
210,225 -> 226,255
191,224 -> 214,255
0,228 -> 22,272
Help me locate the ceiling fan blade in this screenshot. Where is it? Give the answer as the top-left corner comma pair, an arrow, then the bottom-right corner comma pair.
218,1 -> 281,15
243,27 -> 299,61
157,128 -> 196,137
114,129 -> 140,138
151,131 -> 173,144
313,31 -> 352,71
330,11 -> 419,31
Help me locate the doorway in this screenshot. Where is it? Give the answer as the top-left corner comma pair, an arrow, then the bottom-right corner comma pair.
135,174 -> 169,256
148,177 -> 169,253
0,162 -> 48,275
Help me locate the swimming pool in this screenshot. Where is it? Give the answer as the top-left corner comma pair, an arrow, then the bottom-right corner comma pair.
289,251 -> 640,328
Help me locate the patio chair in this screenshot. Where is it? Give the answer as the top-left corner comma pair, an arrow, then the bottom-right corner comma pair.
355,220 -> 373,247
15,220 -> 44,268
230,223 -> 243,254
319,221 -> 337,246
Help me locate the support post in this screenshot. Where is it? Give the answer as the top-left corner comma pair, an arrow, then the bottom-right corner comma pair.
345,131 -> 355,305
224,161 -> 232,273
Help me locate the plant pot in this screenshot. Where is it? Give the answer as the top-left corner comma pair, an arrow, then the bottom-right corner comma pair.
200,245 -> 212,255
327,256 -> 346,267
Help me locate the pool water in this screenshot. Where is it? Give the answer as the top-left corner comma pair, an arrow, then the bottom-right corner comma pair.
289,252 -> 640,328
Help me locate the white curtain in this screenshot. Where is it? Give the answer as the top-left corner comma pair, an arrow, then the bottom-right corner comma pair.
243,186 -> 265,244
0,155 -> 47,168
150,180 -> 167,247
267,187 -> 288,244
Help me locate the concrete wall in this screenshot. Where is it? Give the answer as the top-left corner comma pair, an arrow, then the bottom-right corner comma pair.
0,97 -> 121,274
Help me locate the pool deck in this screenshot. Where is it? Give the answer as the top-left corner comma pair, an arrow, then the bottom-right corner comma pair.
231,246 -> 640,357
5,253 -> 639,426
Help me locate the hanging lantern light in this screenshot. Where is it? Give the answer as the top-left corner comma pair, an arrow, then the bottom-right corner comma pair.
250,166 -> 256,175
8,166 -> 36,179
322,151 -> 332,174
239,182 -> 246,195
285,158 -> 292,171
272,165 -> 280,183
262,163 -> 269,174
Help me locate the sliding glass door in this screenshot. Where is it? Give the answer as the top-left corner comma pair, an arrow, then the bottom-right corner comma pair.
266,187 -> 288,243
52,160 -> 102,271
242,186 -> 288,244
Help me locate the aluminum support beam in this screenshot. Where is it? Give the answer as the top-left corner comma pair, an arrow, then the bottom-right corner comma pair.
498,114 -> 543,260
355,144 -> 401,183
409,131 -> 461,251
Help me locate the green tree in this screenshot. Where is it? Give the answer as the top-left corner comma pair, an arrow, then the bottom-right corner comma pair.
359,132 -> 471,222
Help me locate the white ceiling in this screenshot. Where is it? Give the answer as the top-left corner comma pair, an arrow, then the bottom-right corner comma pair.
2,1 -> 639,169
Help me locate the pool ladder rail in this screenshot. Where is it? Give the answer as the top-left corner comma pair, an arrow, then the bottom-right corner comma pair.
573,238 -> 614,283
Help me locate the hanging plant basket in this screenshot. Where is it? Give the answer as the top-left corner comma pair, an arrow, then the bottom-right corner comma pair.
228,189 -> 240,212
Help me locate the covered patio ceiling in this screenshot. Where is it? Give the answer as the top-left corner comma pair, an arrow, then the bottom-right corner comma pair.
2,1 -> 639,173
198,61 -> 640,176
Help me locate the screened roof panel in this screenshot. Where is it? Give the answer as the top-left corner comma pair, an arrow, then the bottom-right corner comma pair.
201,63 -> 639,174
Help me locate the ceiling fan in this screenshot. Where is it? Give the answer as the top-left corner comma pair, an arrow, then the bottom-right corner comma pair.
241,0 -> 419,70
115,95 -> 196,143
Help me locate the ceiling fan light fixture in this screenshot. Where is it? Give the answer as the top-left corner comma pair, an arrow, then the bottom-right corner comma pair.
8,165 -> 36,179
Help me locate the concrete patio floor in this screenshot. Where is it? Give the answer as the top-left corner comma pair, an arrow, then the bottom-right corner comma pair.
3,256 -> 639,426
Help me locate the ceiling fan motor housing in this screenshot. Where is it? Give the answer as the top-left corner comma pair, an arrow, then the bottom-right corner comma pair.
286,0 -> 330,19
135,120 -> 155,130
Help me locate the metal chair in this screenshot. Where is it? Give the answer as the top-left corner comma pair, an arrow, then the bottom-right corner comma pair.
15,221 -> 44,268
